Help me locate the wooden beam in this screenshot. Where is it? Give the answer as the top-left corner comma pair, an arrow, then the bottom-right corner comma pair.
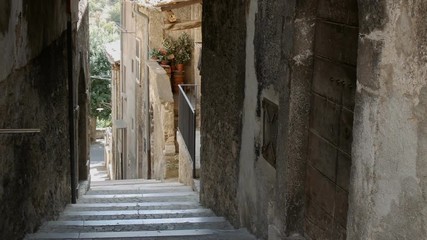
164,20 -> 201,31
157,0 -> 202,11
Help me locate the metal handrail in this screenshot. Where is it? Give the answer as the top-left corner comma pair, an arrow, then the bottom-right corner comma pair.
178,84 -> 198,112
178,84 -> 198,178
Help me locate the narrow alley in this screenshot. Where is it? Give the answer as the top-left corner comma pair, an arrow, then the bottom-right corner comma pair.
26,141 -> 256,240
2,1 -> 427,239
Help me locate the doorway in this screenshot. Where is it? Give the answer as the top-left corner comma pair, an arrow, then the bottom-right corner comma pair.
304,1 -> 359,239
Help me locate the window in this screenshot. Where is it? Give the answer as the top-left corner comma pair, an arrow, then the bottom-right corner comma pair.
131,118 -> 134,130
135,38 -> 140,58
135,59 -> 140,83
262,98 -> 278,168
135,38 -> 141,84
122,66 -> 126,94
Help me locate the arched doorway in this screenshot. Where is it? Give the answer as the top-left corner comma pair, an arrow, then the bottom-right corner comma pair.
304,1 -> 359,239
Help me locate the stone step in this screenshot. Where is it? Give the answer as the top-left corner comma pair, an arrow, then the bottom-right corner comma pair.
65,201 -> 203,211
91,180 -> 181,187
26,177 -> 258,239
37,217 -> 233,233
89,184 -> 189,192
58,208 -> 215,221
81,192 -> 196,199
86,185 -> 193,195
26,228 -> 256,239
76,193 -> 198,204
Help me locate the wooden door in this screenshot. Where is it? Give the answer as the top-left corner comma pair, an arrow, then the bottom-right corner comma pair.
305,1 -> 358,239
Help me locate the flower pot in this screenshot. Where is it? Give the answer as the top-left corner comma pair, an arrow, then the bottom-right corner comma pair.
176,63 -> 185,72
173,71 -> 185,93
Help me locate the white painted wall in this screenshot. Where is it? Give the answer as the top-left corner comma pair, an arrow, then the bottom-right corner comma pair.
237,0 -> 278,238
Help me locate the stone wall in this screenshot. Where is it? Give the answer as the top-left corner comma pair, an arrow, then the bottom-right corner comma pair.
348,1 -> 427,239
202,1 -> 427,240
135,5 -> 162,180
110,65 -> 121,180
76,0 -> 90,186
202,0 -> 304,238
0,0 -> 84,238
177,131 -> 193,186
200,0 -> 247,227
147,61 -> 177,180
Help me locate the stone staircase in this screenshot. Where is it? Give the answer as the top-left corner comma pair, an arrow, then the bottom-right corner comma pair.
26,179 -> 256,239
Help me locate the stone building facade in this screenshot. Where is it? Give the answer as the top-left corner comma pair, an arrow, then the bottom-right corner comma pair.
201,1 -> 427,240
116,0 -> 201,180
105,40 -> 121,179
0,0 -> 89,239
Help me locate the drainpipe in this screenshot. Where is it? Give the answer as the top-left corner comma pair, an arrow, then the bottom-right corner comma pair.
67,0 -> 77,204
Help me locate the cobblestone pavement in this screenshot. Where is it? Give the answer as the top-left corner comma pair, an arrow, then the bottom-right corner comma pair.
26,165 -> 257,239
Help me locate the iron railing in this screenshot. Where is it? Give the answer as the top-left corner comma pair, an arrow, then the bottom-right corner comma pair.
178,84 -> 198,178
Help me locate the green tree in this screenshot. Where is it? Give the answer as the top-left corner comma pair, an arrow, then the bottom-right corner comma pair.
108,1 -> 121,25
89,0 -> 119,126
89,26 -> 113,123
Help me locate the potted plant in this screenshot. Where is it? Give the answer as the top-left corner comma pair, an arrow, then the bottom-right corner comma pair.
162,36 -> 176,59
174,33 -> 193,72
149,48 -> 162,62
150,48 -> 173,65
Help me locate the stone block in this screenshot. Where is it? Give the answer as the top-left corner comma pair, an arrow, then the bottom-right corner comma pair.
178,131 -> 194,187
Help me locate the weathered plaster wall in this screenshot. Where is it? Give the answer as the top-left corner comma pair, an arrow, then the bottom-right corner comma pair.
348,1 -> 427,239
237,0 -> 279,238
237,0 -> 316,238
147,61 -> 177,180
201,1 -> 310,238
200,0 -> 247,227
191,4 -> 202,93
134,7 -> 147,179
110,64 -> 121,180
122,1 -> 139,179
0,0 -> 82,238
136,6 -> 161,181
202,1 -> 427,239
135,4 -> 180,180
